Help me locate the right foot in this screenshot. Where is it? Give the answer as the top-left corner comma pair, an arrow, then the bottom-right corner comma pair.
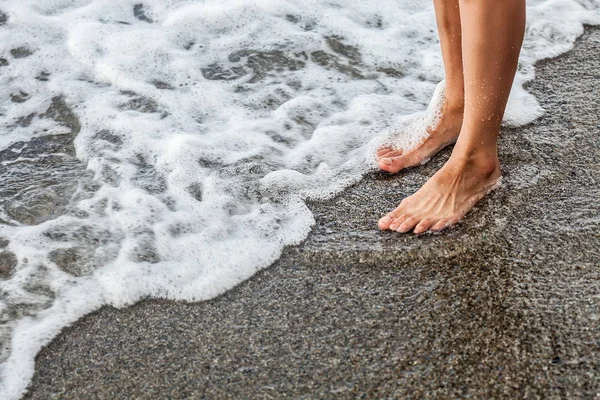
377,148 -> 502,234
377,99 -> 464,173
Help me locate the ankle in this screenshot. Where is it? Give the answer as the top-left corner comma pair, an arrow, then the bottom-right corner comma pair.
450,146 -> 500,176
444,97 -> 464,115
443,86 -> 464,114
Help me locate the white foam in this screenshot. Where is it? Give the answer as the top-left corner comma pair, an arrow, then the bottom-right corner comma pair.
0,0 -> 597,398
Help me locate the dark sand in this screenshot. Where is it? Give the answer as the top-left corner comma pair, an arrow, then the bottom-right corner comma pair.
25,27 -> 600,399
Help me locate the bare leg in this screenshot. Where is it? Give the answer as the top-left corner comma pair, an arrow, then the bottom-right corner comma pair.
379,0 -> 526,234
377,0 -> 464,173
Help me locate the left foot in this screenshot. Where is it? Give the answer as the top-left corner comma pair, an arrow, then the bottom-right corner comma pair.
378,150 -> 501,234
376,98 -> 463,173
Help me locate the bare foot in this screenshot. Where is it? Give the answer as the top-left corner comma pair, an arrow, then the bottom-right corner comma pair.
377,100 -> 463,173
378,151 -> 501,234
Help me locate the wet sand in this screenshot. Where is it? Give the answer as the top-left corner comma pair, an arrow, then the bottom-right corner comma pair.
25,26 -> 600,399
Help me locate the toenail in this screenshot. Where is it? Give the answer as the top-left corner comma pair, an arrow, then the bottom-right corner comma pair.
380,158 -> 392,165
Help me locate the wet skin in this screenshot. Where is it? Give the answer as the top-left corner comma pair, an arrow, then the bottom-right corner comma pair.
377,0 -> 526,234
376,99 -> 463,174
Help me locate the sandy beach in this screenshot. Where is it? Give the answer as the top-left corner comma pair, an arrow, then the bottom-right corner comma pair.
22,26 -> 600,399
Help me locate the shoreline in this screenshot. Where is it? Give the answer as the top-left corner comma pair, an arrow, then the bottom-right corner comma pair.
24,26 -> 600,399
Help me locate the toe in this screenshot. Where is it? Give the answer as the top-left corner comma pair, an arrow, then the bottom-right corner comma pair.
430,219 -> 450,232
388,213 -> 409,231
378,215 -> 393,230
382,198 -> 412,230
397,216 -> 418,233
377,146 -> 395,156
378,156 -> 406,173
378,209 -> 402,230
377,146 -> 398,157
413,218 -> 435,235
377,149 -> 402,162
446,216 -> 462,228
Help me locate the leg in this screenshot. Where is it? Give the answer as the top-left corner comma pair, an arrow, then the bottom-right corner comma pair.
379,0 -> 526,234
377,0 -> 464,173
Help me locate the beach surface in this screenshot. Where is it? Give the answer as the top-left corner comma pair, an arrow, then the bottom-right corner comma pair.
25,26 -> 599,399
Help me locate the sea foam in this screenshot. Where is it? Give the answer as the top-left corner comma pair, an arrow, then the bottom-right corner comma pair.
0,0 -> 598,398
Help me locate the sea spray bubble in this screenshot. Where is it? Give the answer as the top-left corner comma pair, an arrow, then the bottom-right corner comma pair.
0,0 -> 598,398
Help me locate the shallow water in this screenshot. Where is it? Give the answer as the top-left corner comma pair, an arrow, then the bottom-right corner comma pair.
0,1 -> 598,398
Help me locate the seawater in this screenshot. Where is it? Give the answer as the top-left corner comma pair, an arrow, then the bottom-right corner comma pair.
0,0 -> 597,398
